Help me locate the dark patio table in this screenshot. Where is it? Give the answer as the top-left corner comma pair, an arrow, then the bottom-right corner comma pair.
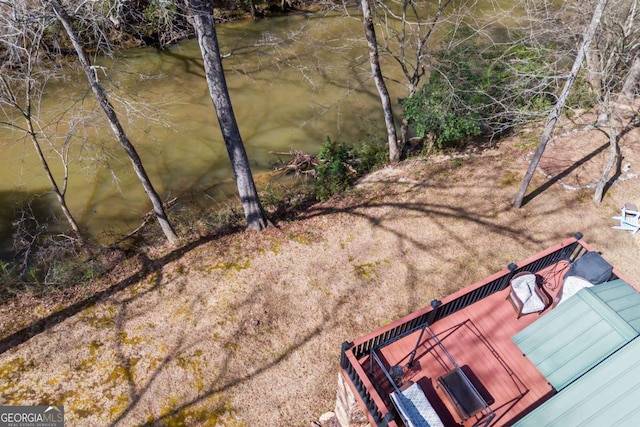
438,367 -> 487,420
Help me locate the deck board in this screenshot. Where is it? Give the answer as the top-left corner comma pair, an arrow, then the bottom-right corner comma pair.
368,263 -> 569,426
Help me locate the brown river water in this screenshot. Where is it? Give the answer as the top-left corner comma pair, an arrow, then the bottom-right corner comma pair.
0,3 -> 520,257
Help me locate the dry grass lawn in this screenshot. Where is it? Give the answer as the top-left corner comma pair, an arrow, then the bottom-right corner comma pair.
1,118 -> 639,426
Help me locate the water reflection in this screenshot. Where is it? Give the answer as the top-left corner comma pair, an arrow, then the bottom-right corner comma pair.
0,11 -> 390,245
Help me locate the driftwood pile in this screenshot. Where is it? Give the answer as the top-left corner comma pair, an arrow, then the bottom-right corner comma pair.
270,150 -> 319,176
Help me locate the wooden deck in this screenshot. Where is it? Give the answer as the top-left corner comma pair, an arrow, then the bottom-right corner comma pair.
365,261 -> 571,427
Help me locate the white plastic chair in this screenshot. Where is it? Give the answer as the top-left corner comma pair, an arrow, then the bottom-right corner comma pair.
612,203 -> 640,234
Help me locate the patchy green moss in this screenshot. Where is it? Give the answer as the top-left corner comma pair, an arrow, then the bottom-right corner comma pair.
449,158 -> 463,168
353,262 -> 378,279
172,304 -> 194,320
0,357 -> 37,403
0,357 -> 30,378
287,234 -> 312,245
36,389 -> 74,407
89,339 -> 104,356
208,260 -> 250,273
108,392 -> 130,420
153,397 -> 239,427
223,341 -> 238,352
147,271 -> 160,285
75,356 -> 97,374
514,132 -> 539,149
147,355 -> 164,373
268,239 -> 282,255
106,364 -> 129,383
576,189 -> 591,204
498,171 -> 520,188
69,396 -> 102,421
118,332 -> 144,346
175,349 -> 206,393
82,305 -> 116,329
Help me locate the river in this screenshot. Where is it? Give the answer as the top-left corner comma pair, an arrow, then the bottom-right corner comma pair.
0,2 -> 520,258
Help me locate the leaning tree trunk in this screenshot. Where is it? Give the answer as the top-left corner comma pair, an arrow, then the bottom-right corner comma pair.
186,0 -> 269,231
361,0 -> 400,163
25,113 -> 85,244
618,55 -> 640,105
50,0 -> 178,243
618,0 -> 639,104
513,0 -> 609,208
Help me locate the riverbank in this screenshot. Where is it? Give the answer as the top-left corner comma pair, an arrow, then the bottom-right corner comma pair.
0,119 -> 638,425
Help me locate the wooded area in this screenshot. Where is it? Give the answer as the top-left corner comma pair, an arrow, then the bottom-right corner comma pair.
0,2 -> 638,425
0,0 -> 638,287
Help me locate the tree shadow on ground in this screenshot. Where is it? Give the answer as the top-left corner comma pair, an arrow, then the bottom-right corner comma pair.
296,197 -> 551,251
0,167 -> 591,425
522,122 -> 640,206
523,141 -> 609,207
107,276 -> 352,426
0,150 -> 582,357
0,225 -> 242,356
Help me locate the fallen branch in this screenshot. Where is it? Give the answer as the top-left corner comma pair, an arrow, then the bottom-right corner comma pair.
270,150 -> 319,176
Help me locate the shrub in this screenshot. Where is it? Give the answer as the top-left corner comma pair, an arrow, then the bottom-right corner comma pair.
309,137 -> 388,202
401,26 -> 565,151
314,137 -> 356,201
353,138 -> 388,174
3,205 -> 103,296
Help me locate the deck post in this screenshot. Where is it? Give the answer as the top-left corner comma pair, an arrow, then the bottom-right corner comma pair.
407,300 -> 441,368
427,299 -> 442,324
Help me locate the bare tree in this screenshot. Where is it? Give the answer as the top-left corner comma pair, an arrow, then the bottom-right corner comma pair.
0,1 -> 84,244
185,0 -> 270,231
512,0 -> 638,205
512,0 -> 609,208
611,0 -> 639,107
588,0 -> 639,202
593,94 -> 620,203
367,0 -> 458,148
361,0 -> 540,153
48,0 -> 178,243
619,55 -> 640,103
360,0 -> 400,162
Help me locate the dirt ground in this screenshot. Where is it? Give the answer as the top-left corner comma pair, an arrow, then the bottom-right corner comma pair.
0,115 -> 639,426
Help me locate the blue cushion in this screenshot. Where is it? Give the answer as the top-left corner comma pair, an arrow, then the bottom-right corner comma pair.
564,252 -> 612,285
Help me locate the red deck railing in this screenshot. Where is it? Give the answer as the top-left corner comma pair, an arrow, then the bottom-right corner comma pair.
339,233 -> 594,426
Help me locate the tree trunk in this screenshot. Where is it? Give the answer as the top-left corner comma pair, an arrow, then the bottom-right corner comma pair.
618,55 -> 640,104
618,0 -> 639,104
593,98 -> 620,203
513,0 -> 609,208
50,0 -> 178,244
361,0 -> 400,163
586,46 -> 603,96
25,114 -> 85,244
185,0 -> 269,231
0,56 -> 85,244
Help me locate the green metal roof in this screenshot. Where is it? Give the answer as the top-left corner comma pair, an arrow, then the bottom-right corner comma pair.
589,279 -> 640,331
513,279 -> 640,426
513,337 -> 640,427
512,280 -> 639,391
